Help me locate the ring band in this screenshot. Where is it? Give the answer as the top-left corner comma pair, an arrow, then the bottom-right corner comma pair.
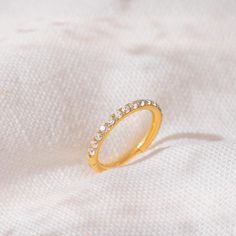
88,99 -> 162,172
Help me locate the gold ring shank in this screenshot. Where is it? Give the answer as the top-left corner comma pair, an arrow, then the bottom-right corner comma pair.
88,100 -> 162,172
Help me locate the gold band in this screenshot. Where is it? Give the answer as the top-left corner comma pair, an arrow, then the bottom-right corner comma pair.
88,99 -> 162,172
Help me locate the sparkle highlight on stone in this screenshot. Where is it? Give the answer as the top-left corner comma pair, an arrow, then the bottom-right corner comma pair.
95,133 -> 102,141
90,140 -> 98,148
99,125 -> 106,133
88,147 -> 95,156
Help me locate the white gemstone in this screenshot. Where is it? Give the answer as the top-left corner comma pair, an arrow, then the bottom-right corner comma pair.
88,147 -> 95,156
115,110 -> 122,119
90,140 -> 98,148
95,133 -> 102,141
152,101 -> 157,106
140,100 -> 145,106
129,103 -> 134,110
133,102 -> 139,109
147,100 -> 152,105
108,117 -> 115,126
99,125 -> 106,133
122,105 -> 130,113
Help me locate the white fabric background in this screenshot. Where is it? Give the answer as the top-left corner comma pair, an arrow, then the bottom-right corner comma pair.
0,0 -> 236,235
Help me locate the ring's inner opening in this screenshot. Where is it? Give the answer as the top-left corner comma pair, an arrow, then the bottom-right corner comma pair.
99,110 -> 152,164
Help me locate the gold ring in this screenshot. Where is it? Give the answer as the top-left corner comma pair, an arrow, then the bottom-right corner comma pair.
88,99 -> 162,172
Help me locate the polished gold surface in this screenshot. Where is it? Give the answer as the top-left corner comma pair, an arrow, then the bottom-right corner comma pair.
88,99 -> 162,172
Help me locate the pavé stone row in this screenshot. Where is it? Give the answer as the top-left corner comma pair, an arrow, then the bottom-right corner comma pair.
88,99 -> 161,157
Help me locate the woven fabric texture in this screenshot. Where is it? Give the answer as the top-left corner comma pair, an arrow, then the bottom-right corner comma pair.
0,0 -> 236,235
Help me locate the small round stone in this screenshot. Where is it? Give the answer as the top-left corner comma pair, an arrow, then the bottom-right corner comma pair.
140,100 -> 145,106
115,110 -> 122,119
90,140 -> 98,148
88,147 -> 95,156
129,103 -> 134,110
152,101 -> 157,106
147,100 -> 152,105
133,102 -> 139,109
99,125 -> 106,133
122,105 -> 130,113
108,117 -> 115,126
95,133 -> 102,141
